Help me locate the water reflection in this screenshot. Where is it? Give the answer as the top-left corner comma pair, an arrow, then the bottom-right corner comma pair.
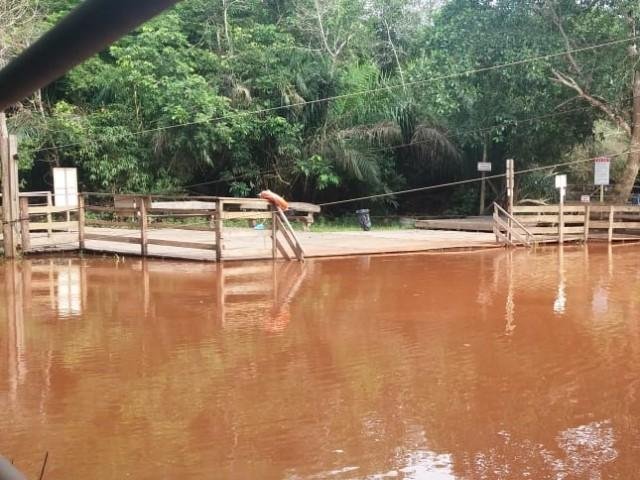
553,248 -> 567,314
4,261 -> 27,405
1,247 -> 640,479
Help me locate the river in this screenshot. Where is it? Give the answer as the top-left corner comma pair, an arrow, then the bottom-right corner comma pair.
1,246 -> 639,479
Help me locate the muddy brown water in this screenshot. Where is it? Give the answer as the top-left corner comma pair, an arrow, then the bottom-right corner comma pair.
1,246 -> 639,479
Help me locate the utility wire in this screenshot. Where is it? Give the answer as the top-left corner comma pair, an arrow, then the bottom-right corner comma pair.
28,35 -> 639,154
319,149 -> 638,207
63,95 -> 639,196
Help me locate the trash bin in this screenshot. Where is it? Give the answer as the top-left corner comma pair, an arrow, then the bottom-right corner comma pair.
356,209 -> 372,231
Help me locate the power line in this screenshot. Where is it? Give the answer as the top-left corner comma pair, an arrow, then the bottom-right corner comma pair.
28,35 -> 638,154
318,149 -> 636,207
29,95 -> 638,196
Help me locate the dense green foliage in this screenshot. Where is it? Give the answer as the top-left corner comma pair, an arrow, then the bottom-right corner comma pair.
5,0 -> 640,212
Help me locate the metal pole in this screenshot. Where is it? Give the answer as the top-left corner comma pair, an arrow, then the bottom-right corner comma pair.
0,0 -> 182,111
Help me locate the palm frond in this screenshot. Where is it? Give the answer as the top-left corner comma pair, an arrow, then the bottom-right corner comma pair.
324,138 -> 381,183
338,121 -> 402,145
231,84 -> 252,106
411,124 -> 459,161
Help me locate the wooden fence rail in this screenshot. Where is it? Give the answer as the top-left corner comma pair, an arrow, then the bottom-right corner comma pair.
493,203 -> 640,246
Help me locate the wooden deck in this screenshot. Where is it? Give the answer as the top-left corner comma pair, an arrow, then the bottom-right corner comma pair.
23,226 -> 500,261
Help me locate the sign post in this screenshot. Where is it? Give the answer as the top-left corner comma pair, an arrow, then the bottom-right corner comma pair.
594,157 -> 610,203
477,161 -> 491,215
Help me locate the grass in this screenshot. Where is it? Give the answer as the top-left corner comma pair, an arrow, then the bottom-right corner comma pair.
84,211 -> 416,233
308,216 -> 413,232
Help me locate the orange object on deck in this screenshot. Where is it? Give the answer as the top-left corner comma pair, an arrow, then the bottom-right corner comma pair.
259,190 -> 289,210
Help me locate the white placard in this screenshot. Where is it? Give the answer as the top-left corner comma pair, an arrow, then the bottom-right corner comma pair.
477,161 -> 492,172
53,167 -> 78,207
594,157 -> 610,186
581,195 -> 591,203
555,174 -> 567,189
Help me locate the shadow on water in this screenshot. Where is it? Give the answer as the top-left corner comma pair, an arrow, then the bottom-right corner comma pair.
1,246 -> 640,479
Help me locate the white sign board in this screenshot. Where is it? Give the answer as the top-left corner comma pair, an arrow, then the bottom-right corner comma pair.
477,162 -> 492,172
581,195 -> 591,203
594,157 -> 610,186
53,168 -> 78,207
555,174 -> 567,189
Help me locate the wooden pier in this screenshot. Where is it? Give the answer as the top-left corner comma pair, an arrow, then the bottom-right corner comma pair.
4,193 -> 640,262
492,203 -> 640,246
2,193 -> 499,262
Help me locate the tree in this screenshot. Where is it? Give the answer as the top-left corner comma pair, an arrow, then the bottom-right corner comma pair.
542,0 -> 640,201
0,0 -> 41,144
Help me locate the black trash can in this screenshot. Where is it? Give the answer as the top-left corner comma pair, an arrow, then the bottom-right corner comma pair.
356,209 -> 372,231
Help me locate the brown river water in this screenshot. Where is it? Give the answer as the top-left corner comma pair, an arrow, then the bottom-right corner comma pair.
1,246 -> 639,479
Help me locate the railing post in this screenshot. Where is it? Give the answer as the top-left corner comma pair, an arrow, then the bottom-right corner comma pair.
66,203 -> 72,232
139,196 -> 148,256
78,194 -> 85,251
608,205 -> 615,243
558,201 -> 564,245
506,159 -> 514,243
271,207 -> 278,260
583,205 -> 590,243
1,131 -> 19,258
215,199 -> 224,262
276,207 -> 305,261
19,197 -> 30,252
46,191 -> 53,237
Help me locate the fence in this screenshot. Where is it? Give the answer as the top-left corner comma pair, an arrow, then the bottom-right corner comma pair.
493,202 -> 640,245
1,192 -> 80,251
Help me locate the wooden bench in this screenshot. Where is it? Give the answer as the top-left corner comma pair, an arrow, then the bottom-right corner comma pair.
113,195 -> 151,220
286,202 -> 321,231
238,201 -> 320,231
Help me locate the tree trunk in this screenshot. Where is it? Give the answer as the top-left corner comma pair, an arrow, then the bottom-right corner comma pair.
223,0 -> 233,55
614,70 -> 640,202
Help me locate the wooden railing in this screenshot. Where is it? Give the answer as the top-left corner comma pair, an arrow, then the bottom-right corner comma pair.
492,202 -> 536,247
493,203 -> 640,245
79,194 -> 310,261
1,191 -> 78,237
4,192 -> 314,261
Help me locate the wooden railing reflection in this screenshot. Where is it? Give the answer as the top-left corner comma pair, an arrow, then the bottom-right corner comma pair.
214,262 -> 308,332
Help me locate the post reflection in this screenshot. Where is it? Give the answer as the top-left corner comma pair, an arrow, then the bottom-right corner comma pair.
553,247 -> 567,314
4,261 -> 26,405
504,249 -> 516,335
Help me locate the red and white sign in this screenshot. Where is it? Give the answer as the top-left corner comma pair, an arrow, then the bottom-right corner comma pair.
594,157 -> 610,186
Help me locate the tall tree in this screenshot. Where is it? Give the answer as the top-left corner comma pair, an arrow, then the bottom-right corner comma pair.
543,0 -> 640,201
